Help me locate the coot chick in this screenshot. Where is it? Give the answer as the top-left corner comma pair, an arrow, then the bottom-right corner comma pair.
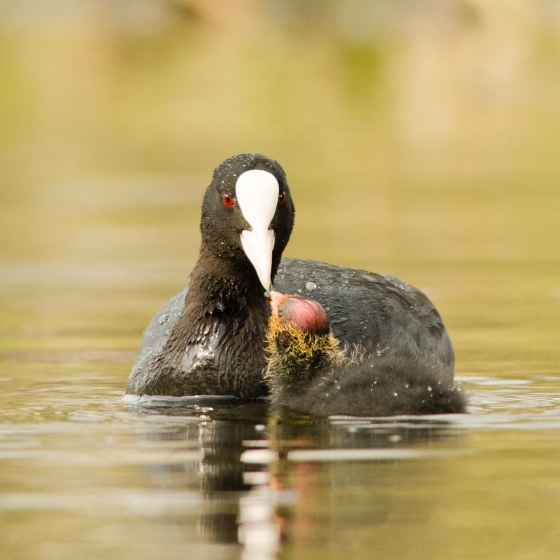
274,259 -> 455,383
265,292 -> 466,416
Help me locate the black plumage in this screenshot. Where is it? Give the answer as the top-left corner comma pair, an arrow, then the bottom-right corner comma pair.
265,294 -> 466,416
127,153 -> 294,398
127,153 -> 455,400
274,259 -> 455,382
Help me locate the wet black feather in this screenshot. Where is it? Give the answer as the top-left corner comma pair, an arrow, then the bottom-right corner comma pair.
127,154 -> 456,401
265,318 -> 466,417
127,153 -> 294,398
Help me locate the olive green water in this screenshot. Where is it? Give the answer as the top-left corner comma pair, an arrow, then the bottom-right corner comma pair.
1,2 -> 560,559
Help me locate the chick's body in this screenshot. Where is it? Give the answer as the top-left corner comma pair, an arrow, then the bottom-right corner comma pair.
265,293 -> 466,417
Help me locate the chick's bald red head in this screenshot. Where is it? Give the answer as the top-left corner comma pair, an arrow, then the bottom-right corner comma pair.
266,291 -> 330,335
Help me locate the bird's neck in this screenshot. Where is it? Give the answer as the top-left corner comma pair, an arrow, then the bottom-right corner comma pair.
167,251 -> 271,359
187,252 -> 267,313
265,320 -> 342,396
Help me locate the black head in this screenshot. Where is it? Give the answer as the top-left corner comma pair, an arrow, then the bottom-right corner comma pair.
200,153 -> 295,289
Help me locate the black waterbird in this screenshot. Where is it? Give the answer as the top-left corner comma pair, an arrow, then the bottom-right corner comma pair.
127,153 -> 455,400
265,291 -> 466,416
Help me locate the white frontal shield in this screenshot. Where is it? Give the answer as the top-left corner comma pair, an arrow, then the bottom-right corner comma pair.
236,170 -> 279,290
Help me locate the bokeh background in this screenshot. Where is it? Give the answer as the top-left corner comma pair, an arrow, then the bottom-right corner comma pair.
2,2 -> 560,559
2,0 -> 560,375
2,0 -> 560,372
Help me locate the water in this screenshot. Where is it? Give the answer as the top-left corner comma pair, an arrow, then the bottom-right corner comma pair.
2,374 -> 560,559
2,2 -> 560,558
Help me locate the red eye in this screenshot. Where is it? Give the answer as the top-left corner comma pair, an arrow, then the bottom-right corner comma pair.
222,194 -> 235,207
278,192 -> 286,205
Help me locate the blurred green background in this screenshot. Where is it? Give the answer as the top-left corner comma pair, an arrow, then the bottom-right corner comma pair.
1,0 -> 560,374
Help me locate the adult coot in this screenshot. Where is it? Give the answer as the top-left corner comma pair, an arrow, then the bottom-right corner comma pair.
127,153 -> 294,398
265,292 -> 466,416
127,153 -> 454,399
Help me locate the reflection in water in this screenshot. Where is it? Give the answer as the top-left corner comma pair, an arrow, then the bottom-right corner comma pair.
127,399 -> 283,558
1,377 -> 560,558
238,484 -> 281,560
267,408 -> 468,555
125,396 -> 467,559
120,376 -> 560,558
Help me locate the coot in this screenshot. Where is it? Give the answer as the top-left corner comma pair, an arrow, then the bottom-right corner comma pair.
127,153 -> 295,398
265,292 -> 466,416
127,153 -> 454,398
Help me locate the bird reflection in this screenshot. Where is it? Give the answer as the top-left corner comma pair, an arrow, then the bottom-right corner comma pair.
128,398 -> 464,558
130,399 -> 282,559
